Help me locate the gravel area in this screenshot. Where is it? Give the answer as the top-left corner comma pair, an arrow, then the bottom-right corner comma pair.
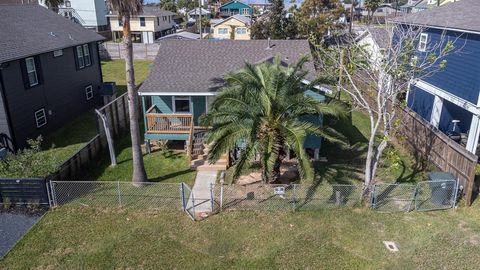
0,212 -> 43,258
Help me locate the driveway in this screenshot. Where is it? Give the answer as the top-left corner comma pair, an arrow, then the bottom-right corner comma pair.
0,212 -> 43,258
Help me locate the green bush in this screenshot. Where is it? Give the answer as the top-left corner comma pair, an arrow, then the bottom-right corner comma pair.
0,136 -> 60,178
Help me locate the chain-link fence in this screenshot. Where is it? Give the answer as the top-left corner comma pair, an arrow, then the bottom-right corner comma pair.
371,180 -> 458,212
212,183 -> 363,212
50,181 -> 183,210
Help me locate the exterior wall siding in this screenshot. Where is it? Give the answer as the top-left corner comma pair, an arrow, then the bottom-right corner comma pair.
408,85 -> 435,121
0,84 -> 11,138
1,42 -> 102,148
212,18 -> 251,40
419,28 -> 480,104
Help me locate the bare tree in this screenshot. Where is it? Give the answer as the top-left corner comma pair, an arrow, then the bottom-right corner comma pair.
108,0 -> 148,185
315,24 -> 458,195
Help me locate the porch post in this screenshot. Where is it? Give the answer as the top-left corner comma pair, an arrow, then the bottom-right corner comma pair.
466,115 -> 480,154
430,95 -> 443,128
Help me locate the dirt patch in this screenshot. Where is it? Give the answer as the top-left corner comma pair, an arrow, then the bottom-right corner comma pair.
236,162 -> 299,185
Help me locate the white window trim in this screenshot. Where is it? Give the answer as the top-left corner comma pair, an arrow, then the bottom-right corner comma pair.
236,27 -> 247,34
85,85 -> 93,100
218,28 -> 228,34
76,46 -> 85,68
172,96 -> 191,113
83,44 -> 91,66
25,57 -> 39,87
53,49 -> 63,57
34,108 -> 47,128
418,33 -> 428,52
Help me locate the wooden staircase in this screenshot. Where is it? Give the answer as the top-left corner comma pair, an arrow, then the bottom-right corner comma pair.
189,131 -> 228,171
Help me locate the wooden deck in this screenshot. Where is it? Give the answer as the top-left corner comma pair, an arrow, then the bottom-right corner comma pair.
145,113 -> 193,134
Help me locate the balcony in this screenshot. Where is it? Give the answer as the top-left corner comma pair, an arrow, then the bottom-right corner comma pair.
145,106 -> 193,134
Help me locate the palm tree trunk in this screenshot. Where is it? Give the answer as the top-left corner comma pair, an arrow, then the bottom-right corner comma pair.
123,14 -> 148,185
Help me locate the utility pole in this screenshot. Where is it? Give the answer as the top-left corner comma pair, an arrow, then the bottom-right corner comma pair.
198,0 -> 203,39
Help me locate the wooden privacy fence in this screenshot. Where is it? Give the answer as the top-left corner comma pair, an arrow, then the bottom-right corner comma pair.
49,92 -> 134,182
0,178 -> 50,205
99,42 -> 160,60
359,89 -> 478,205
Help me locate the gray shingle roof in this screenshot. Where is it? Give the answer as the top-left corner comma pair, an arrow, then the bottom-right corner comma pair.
139,39 -> 316,94
368,27 -> 390,50
156,31 -> 200,41
391,0 -> 480,33
212,15 -> 251,27
0,4 -> 104,63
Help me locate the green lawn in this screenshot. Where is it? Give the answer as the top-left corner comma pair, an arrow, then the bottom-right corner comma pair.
101,60 -> 153,95
88,129 -> 196,186
1,204 -> 479,269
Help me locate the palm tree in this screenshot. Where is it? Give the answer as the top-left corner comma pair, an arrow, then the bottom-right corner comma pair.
201,57 -> 346,184
108,0 -> 148,185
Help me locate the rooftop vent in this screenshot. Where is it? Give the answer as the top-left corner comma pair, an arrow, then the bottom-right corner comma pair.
49,32 -> 57,37
68,34 -> 75,41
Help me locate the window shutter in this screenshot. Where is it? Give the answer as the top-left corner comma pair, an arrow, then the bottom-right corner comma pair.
20,59 -> 30,89
87,43 -> 93,65
73,46 -> 80,70
34,56 -> 43,85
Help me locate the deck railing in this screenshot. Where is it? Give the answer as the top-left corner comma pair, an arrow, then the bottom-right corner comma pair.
145,113 -> 193,134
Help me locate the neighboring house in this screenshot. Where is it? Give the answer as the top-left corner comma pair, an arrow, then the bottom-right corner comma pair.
107,6 -> 175,44
404,0 -> 462,13
392,0 -> 480,154
0,4 -> 104,149
156,31 -> 200,41
138,40 -> 326,169
246,0 -> 271,14
57,0 -> 109,33
356,27 -> 390,70
211,15 -> 251,40
362,4 -> 399,20
187,7 -> 211,22
219,1 -> 253,18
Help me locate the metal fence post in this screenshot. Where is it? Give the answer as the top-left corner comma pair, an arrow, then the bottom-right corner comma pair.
370,185 -> 376,209
210,183 -> 214,212
50,181 -> 58,207
180,183 -> 186,211
220,184 -> 224,211
292,184 -> 297,211
452,180 -> 459,209
117,181 -> 122,207
45,181 -> 52,208
191,191 -> 196,220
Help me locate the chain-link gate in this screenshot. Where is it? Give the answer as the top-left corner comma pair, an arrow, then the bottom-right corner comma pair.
371,183 -> 417,212
414,180 -> 458,211
181,182 -> 196,220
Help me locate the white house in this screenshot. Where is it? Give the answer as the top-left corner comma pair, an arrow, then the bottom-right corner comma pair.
57,0 -> 109,33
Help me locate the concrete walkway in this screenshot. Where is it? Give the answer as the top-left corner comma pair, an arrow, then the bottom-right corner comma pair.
187,171 -> 217,214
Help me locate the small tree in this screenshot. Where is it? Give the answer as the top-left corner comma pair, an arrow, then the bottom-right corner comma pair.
297,0 -> 344,42
316,24 -> 457,194
250,0 -> 297,40
201,57 -> 346,183
364,0 -> 382,24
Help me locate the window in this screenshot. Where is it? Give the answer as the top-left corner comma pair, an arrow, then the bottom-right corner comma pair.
173,96 -> 190,113
418,33 -> 428,52
85,85 -> 93,100
118,18 -> 123,27
64,1 -> 71,7
83,44 -> 91,66
218,28 -> 228,34
236,27 -> 247,35
157,17 -> 160,25
140,17 -> 146,27
75,44 -> 92,69
34,108 -> 47,128
25,57 -> 38,87
53,49 -> 63,57
241,8 -> 249,15
168,16 -> 171,23
163,16 -> 166,21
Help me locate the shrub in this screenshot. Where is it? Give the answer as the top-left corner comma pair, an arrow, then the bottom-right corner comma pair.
0,136 -> 60,178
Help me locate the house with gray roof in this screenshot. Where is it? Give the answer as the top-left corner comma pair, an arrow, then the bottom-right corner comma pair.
0,4 -> 104,150
391,0 -> 480,155
138,39 -> 326,169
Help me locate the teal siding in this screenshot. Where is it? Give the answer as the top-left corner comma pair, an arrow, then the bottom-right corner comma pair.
192,96 -> 206,125
145,133 -> 189,141
302,114 -> 323,149
152,96 -> 173,113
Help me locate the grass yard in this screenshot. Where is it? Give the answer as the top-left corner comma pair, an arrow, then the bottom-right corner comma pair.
101,60 -> 152,95
87,129 -> 196,186
1,204 -> 479,269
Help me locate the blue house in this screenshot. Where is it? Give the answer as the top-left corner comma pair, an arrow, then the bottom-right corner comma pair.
138,40 -> 326,170
219,1 -> 253,18
392,0 -> 480,155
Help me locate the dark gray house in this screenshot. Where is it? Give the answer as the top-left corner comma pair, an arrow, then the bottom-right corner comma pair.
0,4 -> 105,149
